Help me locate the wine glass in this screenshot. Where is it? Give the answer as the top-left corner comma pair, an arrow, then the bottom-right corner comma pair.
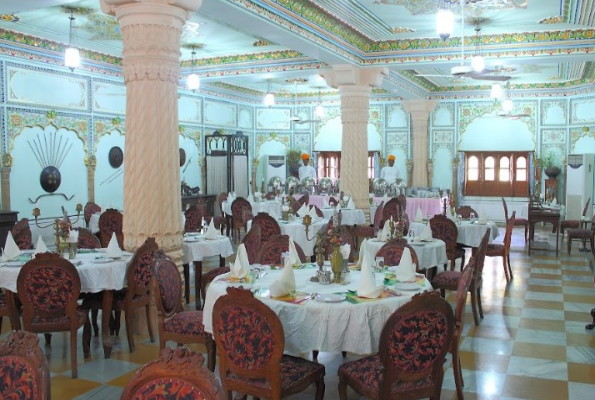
374,256 -> 385,281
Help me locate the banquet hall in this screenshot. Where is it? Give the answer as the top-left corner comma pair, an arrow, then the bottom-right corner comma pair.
0,1 -> 594,399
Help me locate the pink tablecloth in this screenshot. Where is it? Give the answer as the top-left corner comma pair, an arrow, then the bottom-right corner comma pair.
372,197 -> 442,219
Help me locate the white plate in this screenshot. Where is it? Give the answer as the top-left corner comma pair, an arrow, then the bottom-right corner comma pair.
205,235 -> 224,241
393,282 -> 421,291
92,258 -> 113,264
185,232 -> 201,237
184,238 -> 200,243
410,242 -> 425,247
315,293 -> 346,303
2,262 -> 24,268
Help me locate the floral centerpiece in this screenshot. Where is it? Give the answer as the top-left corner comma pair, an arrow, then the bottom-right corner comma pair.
56,218 -> 71,255
326,213 -> 351,283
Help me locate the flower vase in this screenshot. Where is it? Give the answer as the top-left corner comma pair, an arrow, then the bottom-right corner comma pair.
58,238 -> 69,257
330,245 -> 343,284
282,210 -> 289,221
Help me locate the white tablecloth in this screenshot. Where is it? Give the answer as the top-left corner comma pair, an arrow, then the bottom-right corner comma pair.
365,239 -> 448,271
409,221 -> 499,247
202,267 -> 430,355
247,219 -> 327,257
182,235 -> 234,264
321,208 -> 366,225
373,197 -> 442,219
0,250 -> 130,293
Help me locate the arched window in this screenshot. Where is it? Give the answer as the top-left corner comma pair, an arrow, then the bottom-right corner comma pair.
499,156 -> 510,181
516,156 -> 527,181
484,157 -> 495,181
467,156 -> 479,181
464,152 -> 529,197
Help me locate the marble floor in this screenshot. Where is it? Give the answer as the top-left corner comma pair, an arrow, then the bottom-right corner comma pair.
4,226 -> 595,400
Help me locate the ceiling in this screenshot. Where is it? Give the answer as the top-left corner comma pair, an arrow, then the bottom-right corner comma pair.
0,0 -> 594,101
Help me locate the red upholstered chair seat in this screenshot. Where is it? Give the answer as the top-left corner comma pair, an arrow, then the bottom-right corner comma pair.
486,243 -> 505,255
352,225 -> 374,237
163,311 -> 209,337
431,270 -> 461,289
226,354 -> 325,390
31,309 -> 86,328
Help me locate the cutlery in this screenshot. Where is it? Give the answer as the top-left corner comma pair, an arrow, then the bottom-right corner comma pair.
295,295 -> 311,304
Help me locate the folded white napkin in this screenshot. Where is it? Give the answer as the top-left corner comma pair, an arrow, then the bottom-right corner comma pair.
68,230 -> 79,243
419,222 -> 433,241
308,206 -> 318,221
478,209 -> 488,224
357,250 -> 383,298
347,198 -> 355,210
228,192 -> 235,201
205,219 -> 218,239
287,238 -> 301,266
335,202 -> 341,213
378,217 -> 391,241
105,232 -> 122,258
322,197 -> 329,208
269,256 -> 296,297
34,236 -> 48,255
414,207 -> 423,222
551,198 -> 558,206
231,244 -> 250,279
340,244 -> 350,260
357,238 -> 371,267
297,203 -> 308,217
396,247 -> 416,282
2,232 -> 21,262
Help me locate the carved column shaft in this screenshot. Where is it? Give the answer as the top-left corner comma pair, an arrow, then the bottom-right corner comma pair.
403,100 -> 438,187
87,156 -> 96,203
1,167 -> 11,211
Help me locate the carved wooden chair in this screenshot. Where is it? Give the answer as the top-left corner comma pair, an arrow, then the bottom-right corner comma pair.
561,197 -> 591,240
396,193 -> 407,210
430,214 -> 465,271
328,196 -> 338,207
151,250 -> 216,371
0,289 -> 21,334
0,331 -> 50,399
184,204 -> 204,233
264,191 -> 277,200
567,214 -> 595,255
120,347 -> 224,400
255,234 -> 307,265
382,198 -> 402,223
352,201 -> 384,248
98,208 -> 124,248
338,291 -> 455,400
297,192 -> 309,206
11,218 -> 32,250
17,253 -> 88,378
251,212 -> 281,243
230,197 -> 252,241
486,211 -> 516,281
84,201 -> 101,229
432,229 -> 490,326
450,262 -> 474,400
83,237 -> 158,353
501,197 -> 528,242
73,227 -> 101,249
205,216 -> 228,235
213,287 -> 325,400
456,205 -> 477,219
375,240 -> 419,270
323,228 -> 355,262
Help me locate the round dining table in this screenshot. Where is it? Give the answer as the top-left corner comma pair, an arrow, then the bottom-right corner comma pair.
247,218 -> 327,257
321,208 -> 366,225
364,238 -> 448,271
0,249 -> 132,358
202,266 -> 431,355
409,220 -> 500,247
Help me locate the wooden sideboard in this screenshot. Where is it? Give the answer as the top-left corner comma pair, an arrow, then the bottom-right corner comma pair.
0,211 -> 19,247
182,195 -> 215,216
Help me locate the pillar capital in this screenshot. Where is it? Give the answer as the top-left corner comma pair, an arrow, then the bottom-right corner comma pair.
402,99 -> 439,115
322,65 -> 388,89
101,0 -> 202,16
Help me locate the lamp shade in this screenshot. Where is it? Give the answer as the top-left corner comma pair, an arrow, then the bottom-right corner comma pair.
64,47 -> 80,71
502,99 -> 513,112
187,73 -> 200,91
436,9 -> 454,40
315,104 -> 325,118
490,83 -> 503,99
263,92 -> 275,107
471,55 -> 485,72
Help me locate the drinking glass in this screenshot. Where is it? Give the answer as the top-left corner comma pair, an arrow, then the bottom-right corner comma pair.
374,256 -> 385,276
470,212 -> 476,221
251,263 -> 261,282
281,252 -> 290,266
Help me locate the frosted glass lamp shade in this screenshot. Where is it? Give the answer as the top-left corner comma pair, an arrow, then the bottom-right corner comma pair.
471,55 -> 485,72
64,47 -> 80,71
502,99 -> 513,112
187,73 -> 200,91
436,9 -> 454,40
490,83 -> 503,99
263,92 -> 275,107
315,104 -> 325,118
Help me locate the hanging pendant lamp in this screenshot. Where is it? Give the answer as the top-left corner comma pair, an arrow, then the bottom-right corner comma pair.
64,10 -> 80,72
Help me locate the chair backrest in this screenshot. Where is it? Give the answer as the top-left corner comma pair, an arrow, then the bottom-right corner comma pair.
312,205 -> 324,217
213,287 -> 284,395
453,261 -> 474,350
120,347 -> 224,400
98,208 -> 124,248
184,204 -> 204,233
84,201 -> 101,227
376,240 -> 419,269
264,191 -> 277,200
73,227 -> 101,249
382,198 -> 401,222
582,198 -> 592,217
456,205 -> 477,219
151,250 -> 182,321
501,197 -> 509,221
297,193 -> 309,206
11,218 -> 32,250
504,211 -> 516,249
251,212 -> 281,243
373,201 -> 385,234
231,198 -> 252,222
328,196 -> 338,207
378,291 -> 454,398
17,253 -> 80,324
241,225 -> 262,264
473,229 -> 491,286
125,237 -> 159,299
396,194 -> 407,210
256,234 -> 306,264
324,228 -> 355,261
0,331 -> 50,400
429,214 -> 458,258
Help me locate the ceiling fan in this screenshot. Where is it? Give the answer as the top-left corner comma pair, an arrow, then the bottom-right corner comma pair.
416,0 -> 511,82
287,81 -> 320,124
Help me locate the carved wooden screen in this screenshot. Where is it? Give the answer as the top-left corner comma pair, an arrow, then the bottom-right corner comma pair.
205,131 -> 249,197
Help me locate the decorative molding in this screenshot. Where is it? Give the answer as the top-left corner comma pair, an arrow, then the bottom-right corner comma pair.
540,99 -> 568,126
541,129 -> 567,145
255,132 -> 290,158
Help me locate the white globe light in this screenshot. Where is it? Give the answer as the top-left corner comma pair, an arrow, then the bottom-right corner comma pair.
187,73 -> 200,91
315,104 -> 325,118
263,92 -> 275,107
471,55 -> 485,72
436,9 -> 454,40
490,83 -> 503,99
64,47 -> 80,71
502,99 -> 513,112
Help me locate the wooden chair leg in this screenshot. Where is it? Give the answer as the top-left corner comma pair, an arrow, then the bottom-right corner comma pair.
71,328 -> 78,378
91,309 -> 100,336
469,287 -> 480,326
503,256 -> 510,282
125,311 -> 135,353
452,347 -> 464,400
507,254 -> 513,279
477,287 -> 484,319
183,263 -> 190,304
524,224 -> 528,242
145,304 -> 155,343
206,337 -> 216,372
194,261 -> 203,310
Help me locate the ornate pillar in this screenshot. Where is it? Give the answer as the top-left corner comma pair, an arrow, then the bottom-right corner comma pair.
101,0 -> 201,267
402,100 -> 438,187
323,66 -> 387,223
1,154 -> 12,211
452,157 -> 459,208
406,159 -> 413,187
86,155 -> 96,203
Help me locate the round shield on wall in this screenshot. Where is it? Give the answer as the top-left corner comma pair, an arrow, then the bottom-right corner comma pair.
40,166 -> 61,193
108,146 -> 124,169
179,148 -> 186,167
